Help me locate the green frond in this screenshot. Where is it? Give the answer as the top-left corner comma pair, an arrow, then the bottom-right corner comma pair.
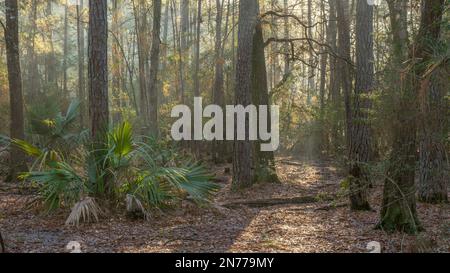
109,121 -> 134,158
12,139 -> 43,158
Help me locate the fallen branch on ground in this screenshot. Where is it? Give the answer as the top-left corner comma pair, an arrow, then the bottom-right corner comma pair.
221,195 -> 335,208
315,202 -> 348,211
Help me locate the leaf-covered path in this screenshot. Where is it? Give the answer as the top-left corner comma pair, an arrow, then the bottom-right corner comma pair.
1,157 -> 448,253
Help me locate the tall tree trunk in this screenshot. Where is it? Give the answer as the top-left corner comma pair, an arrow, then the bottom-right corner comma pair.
171,0 -> 185,102
133,0 -> 149,125
318,0 -> 328,151
45,2 -> 57,92
231,0 -> 236,96
112,0 -> 123,124
193,0 -> 202,99
232,0 -> 258,189
63,1 -> 69,100
252,12 -> 279,184
328,0 -> 339,152
336,0 -> 352,150
267,0 -> 275,90
283,0 -> 290,75
212,0 -> 224,163
179,0 -> 189,102
306,0 -> 315,104
379,0 -> 445,233
348,0 -> 374,211
161,1 -> 170,81
417,1 -> 448,204
180,0 -> 190,54
77,0 -> 86,127
378,0 -> 417,234
5,0 -> 26,181
88,0 -> 109,139
418,66 -> 449,203
148,0 -> 162,137
28,0 -> 40,101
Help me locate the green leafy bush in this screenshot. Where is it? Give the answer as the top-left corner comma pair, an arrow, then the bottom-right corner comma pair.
13,113 -> 219,225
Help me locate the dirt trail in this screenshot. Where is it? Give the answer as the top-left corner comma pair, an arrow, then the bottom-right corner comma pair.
0,157 -> 448,253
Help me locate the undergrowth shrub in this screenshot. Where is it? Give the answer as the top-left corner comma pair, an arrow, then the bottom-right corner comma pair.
9,101 -> 219,225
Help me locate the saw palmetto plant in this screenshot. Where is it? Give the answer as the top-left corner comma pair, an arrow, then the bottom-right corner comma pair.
11,104 -> 219,226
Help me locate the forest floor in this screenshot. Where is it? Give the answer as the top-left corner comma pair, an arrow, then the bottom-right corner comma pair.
0,156 -> 449,253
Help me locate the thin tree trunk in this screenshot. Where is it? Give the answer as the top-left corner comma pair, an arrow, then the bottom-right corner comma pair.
306,0 -> 315,104
328,0 -> 339,152
63,1 -> 69,100
133,0 -> 149,126
77,0 -> 86,127
283,0 -> 290,75
336,0 -> 352,150
212,0 -> 224,163
193,0 -> 202,98
112,0 -> 123,124
318,0 -> 328,150
45,2 -> 57,91
148,0 -> 162,137
161,1 -> 169,81
28,0 -> 40,101
179,0 -> 189,102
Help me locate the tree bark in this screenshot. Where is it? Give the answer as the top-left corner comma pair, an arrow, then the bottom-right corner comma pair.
417,1 -> 448,204
379,0 -> 446,233
5,0 -> 26,181
112,0 -> 124,124
306,0 -> 315,105
148,0 -> 162,137
27,0 -> 40,101
283,0 -> 290,75
133,0 -> 149,125
77,0 -> 86,127
212,0 -> 225,163
348,0 -> 374,211
251,11 -> 279,184
335,0 -> 352,150
88,0 -> 109,140
328,0 -> 339,152
63,1 -> 69,99
378,0 -> 417,234
232,0 -> 258,189
418,65 -> 448,203
45,2 -> 58,92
